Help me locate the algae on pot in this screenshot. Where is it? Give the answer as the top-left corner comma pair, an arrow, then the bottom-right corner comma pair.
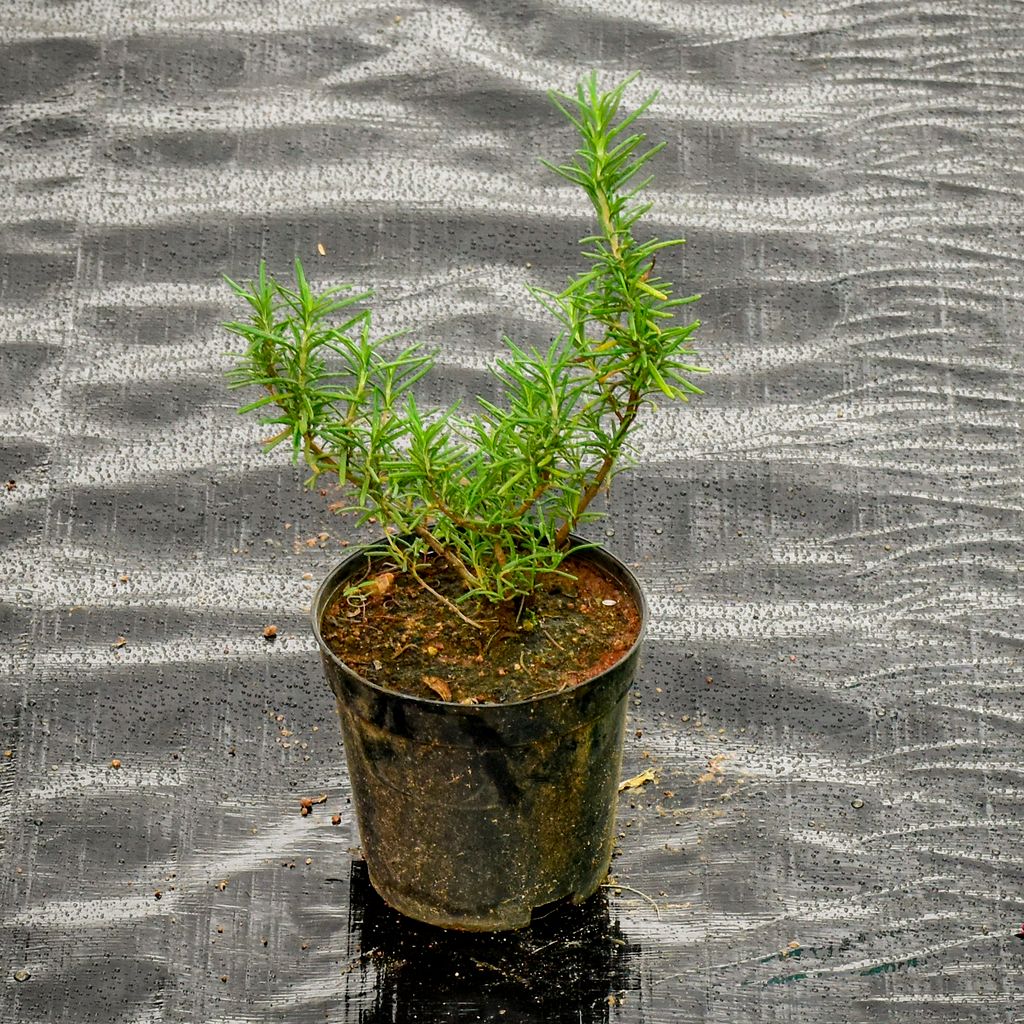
224,72 -> 706,702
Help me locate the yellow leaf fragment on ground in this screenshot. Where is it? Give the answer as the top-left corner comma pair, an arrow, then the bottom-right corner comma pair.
618,769 -> 658,792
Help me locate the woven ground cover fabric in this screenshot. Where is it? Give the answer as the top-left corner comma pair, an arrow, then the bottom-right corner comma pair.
1,3 -> 1022,1021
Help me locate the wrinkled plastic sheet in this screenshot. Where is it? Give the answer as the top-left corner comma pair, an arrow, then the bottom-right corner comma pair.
2,3 -> 1022,1021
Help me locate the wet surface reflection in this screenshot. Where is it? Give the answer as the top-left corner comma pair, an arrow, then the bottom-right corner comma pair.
5,3 -> 1023,1021
342,862 -> 639,1023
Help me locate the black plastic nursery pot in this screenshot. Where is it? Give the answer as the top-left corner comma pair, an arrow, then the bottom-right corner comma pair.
312,539 -> 647,931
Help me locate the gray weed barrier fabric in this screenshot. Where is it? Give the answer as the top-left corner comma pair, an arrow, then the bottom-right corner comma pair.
1,4 -> 1021,1022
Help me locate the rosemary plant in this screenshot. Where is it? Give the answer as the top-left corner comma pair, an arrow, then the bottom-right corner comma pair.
225,72 -> 705,627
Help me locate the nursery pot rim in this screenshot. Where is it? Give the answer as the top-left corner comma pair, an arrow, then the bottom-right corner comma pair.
310,534 -> 647,711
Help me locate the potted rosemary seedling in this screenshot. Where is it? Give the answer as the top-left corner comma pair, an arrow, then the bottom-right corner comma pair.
225,72 -> 705,930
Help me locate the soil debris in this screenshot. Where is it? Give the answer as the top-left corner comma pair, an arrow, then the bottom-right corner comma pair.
696,755 -> 728,784
299,794 -> 328,816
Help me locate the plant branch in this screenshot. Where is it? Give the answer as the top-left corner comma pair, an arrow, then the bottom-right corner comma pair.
225,72 -> 705,615
413,524 -> 481,592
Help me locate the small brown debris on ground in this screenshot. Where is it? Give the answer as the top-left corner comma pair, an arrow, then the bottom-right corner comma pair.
5,480 -> 16,492
3,750 -> 12,758
299,794 -> 328,816
618,769 -> 658,792
316,242 -> 326,255
696,754 -> 728,784
220,975 -> 228,983
110,758 -> 122,769
331,814 -> 341,826
262,625 -> 278,640
154,890 -> 162,900
112,636 -> 127,649
216,879 -> 228,891
421,675 -> 452,701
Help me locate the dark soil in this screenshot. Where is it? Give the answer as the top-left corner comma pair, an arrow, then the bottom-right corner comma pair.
319,552 -> 641,704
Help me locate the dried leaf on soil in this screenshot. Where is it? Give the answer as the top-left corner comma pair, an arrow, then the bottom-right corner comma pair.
422,675 -> 452,701
370,572 -> 395,597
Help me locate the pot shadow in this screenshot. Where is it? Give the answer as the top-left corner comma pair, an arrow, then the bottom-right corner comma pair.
342,861 -> 640,1023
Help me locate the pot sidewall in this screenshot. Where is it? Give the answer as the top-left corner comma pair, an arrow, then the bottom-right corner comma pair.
312,537 -> 646,931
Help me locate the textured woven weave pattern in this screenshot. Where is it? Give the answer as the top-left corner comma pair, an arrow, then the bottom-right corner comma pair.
1,4 -> 1022,1021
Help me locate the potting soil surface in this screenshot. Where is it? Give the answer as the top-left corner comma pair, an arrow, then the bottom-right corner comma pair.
321,551 -> 641,702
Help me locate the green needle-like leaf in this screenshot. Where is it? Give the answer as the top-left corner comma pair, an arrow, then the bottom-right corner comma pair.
223,72 -> 705,612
